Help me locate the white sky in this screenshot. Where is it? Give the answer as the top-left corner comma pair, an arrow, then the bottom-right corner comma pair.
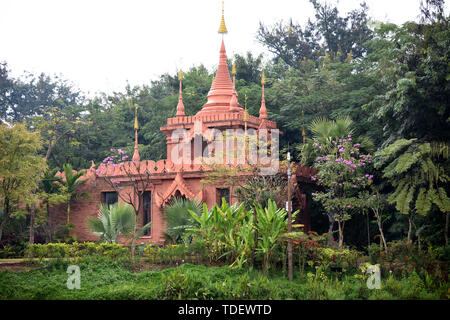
1,0 -> 448,96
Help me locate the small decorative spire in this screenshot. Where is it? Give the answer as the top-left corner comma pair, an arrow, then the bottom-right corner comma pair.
218,0 -> 228,34
259,65 -> 268,119
132,103 -> 140,164
229,59 -> 240,112
261,65 -> 266,85
176,69 -> 185,117
134,103 -> 139,130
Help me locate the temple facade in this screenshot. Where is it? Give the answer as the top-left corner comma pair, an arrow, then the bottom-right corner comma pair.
49,7 -> 316,245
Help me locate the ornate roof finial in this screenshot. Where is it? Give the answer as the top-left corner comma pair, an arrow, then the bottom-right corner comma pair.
176,69 -> 185,117
259,64 -> 268,119
218,0 -> 228,34
134,103 -> 139,131
132,103 -> 140,164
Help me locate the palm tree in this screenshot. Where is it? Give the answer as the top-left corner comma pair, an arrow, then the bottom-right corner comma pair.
39,168 -> 63,214
164,197 -> 202,243
298,116 -> 374,166
62,163 -> 90,224
38,168 -> 64,242
87,202 -> 151,244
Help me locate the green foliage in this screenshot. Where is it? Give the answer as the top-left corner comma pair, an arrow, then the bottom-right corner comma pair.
187,199 -> 296,271
368,239 -> 447,281
257,0 -> 372,67
362,13 -> 450,143
310,133 -> 373,247
375,139 -> 450,217
188,199 -> 251,266
24,242 -> 129,260
61,163 -> 91,224
0,123 -> 47,242
254,199 -> 296,273
87,203 -> 137,244
235,173 -> 287,209
0,243 -> 26,258
0,258 -> 447,300
316,247 -> 361,269
164,197 -> 202,244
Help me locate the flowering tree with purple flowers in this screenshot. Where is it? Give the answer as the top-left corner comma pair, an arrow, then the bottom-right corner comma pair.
311,135 -> 373,249
96,148 -> 151,258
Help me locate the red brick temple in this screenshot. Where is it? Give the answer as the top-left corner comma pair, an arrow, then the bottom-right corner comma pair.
50,6 -> 316,244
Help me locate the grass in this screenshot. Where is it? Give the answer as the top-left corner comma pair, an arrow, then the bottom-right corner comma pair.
0,257 -> 447,300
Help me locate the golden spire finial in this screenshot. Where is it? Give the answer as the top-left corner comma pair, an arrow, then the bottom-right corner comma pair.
232,62 -> 236,76
178,69 -> 183,81
134,103 -> 139,131
261,64 -> 266,85
218,0 -> 228,34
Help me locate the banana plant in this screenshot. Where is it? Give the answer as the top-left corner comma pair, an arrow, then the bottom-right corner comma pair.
255,199 -> 298,274
229,215 -> 255,269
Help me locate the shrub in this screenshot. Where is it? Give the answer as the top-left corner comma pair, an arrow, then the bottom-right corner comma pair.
0,243 -> 26,258
25,242 -> 129,259
317,247 -> 362,270
164,197 -> 201,244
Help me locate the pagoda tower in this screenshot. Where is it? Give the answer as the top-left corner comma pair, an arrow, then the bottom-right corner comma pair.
160,2 -> 276,165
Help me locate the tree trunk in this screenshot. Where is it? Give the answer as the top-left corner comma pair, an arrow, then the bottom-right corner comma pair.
0,213 -> 8,244
337,220 -> 344,249
327,213 -> 335,246
376,214 -> 388,252
46,202 -> 53,243
131,214 -> 138,259
29,204 -> 36,244
0,202 -> 10,243
411,219 -> 421,251
407,214 -> 413,243
445,212 -> 448,246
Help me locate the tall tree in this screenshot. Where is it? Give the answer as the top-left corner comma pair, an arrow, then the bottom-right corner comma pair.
0,67 -> 82,123
362,14 -> 450,145
257,1 -> 372,69
0,123 -> 47,242
38,168 -> 65,242
374,139 -> 450,244
61,163 -> 90,225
